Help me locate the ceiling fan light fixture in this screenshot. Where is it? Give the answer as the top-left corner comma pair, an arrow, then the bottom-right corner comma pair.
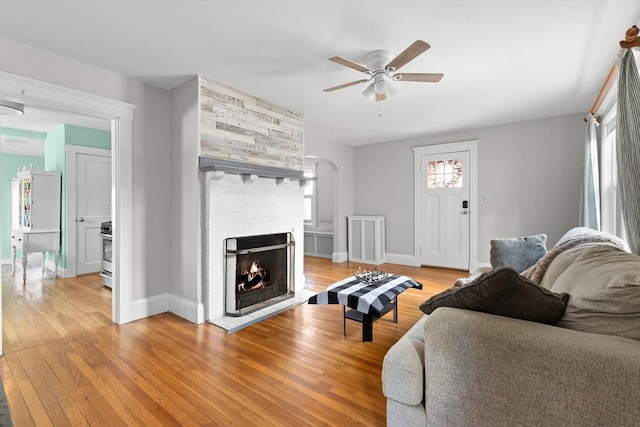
1,100 -> 24,115
386,83 -> 398,98
373,75 -> 389,94
362,82 -> 377,101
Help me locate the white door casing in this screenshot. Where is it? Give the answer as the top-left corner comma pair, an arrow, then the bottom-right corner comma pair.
1,71 -> 136,326
75,150 -> 111,274
414,141 -> 478,271
420,151 -> 470,269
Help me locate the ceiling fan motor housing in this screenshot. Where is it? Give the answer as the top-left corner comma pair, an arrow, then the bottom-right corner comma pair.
364,50 -> 396,94
364,50 -> 396,73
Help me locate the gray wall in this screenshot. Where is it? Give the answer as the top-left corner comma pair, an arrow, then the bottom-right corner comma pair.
305,135 -> 354,260
316,160 -> 335,229
1,38 -> 172,302
354,113 -> 585,265
169,77 -> 202,322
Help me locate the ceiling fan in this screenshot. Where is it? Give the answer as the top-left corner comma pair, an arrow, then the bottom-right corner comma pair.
323,40 -> 443,102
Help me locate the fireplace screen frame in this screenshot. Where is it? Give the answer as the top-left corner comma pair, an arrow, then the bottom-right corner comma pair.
224,232 -> 295,317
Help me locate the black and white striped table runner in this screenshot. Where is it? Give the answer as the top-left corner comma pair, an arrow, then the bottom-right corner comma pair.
308,274 -> 422,317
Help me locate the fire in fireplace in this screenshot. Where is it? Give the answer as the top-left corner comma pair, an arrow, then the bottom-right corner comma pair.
238,261 -> 269,292
224,232 -> 295,316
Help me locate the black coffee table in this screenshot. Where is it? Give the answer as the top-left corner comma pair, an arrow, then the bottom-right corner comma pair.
308,274 -> 422,341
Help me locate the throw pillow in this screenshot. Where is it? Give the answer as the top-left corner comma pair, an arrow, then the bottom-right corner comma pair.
490,233 -> 548,273
550,245 -> 640,341
419,267 -> 569,324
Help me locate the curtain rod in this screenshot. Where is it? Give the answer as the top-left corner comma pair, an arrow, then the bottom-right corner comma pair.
584,25 -> 639,123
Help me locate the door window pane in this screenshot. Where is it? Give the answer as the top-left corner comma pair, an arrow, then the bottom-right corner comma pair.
427,159 -> 462,188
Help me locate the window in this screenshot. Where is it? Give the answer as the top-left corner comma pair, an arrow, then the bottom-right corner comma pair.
599,105 -> 626,240
303,164 -> 316,226
427,158 -> 463,188
597,50 -> 639,243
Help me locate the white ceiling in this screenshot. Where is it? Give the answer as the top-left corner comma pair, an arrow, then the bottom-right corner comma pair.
1,0 -> 639,147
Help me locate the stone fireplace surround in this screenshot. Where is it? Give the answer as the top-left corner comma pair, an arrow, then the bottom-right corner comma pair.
200,157 -> 316,332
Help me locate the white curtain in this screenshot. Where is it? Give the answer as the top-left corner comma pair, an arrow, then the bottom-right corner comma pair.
579,114 -> 601,230
617,49 -> 640,254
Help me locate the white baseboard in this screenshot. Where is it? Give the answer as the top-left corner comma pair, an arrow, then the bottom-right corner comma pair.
169,293 -> 204,324
45,259 -> 74,278
383,254 -> 490,272
119,293 -> 169,324
332,251 -> 348,263
469,261 -> 491,272
384,253 -> 420,267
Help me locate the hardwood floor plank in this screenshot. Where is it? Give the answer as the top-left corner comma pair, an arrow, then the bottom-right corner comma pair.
1,257 -> 460,426
39,339 -> 119,427
14,346 -> 76,427
3,351 -> 53,426
85,329 -> 210,427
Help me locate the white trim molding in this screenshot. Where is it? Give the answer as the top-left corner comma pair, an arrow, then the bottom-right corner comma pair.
385,253 -> 420,267
332,251 -> 348,263
0,71 -> 137,325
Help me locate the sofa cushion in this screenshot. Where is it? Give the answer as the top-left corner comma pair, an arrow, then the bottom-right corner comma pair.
551,245 -> 640,340
523,227 -> 630,284
538,246 -> 586,290
419,267 -> 569,324
490,234 -> 547,273
382,315 -> 428,406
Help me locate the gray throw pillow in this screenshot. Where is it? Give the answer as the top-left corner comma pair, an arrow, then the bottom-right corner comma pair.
490,233 -> 547,273
419,267 -> 569,325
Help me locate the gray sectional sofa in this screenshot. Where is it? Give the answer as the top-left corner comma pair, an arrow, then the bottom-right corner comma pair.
382,228 -> 640,426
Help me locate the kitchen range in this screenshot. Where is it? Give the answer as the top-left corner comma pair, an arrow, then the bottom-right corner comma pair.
100,221 -> 112,288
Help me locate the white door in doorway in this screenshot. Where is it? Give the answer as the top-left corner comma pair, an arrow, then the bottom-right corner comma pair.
414,141 -> 477,270
76,152 -> 111,274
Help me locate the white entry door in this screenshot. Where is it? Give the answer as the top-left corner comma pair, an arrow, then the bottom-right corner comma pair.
76,152 -> 111,274
419,150 -> 470,269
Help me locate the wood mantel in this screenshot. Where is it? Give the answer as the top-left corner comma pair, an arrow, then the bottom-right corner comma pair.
198,157 -> 309,182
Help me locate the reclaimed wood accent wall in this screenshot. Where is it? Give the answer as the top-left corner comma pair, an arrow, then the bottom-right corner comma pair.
200,77 -> 304,170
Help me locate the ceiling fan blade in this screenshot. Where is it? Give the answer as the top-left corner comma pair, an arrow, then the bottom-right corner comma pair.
394,73 -> 444,82
385,40 -> 431,71
323,79 -> 370,92
375,93 -> 387,102
329,56 -> 371,73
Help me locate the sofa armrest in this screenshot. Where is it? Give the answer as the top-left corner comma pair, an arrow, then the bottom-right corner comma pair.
424,307 -> 640,427
382,315 -> 428,405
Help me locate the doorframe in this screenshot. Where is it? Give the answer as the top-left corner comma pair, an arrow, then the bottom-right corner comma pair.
0,71 -> 136,325
65,145 -> 112,278
413,140 -> 479,271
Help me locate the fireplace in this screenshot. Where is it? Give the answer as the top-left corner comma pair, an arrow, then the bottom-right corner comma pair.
202,158 -> 307,324
224,232 -> 295,316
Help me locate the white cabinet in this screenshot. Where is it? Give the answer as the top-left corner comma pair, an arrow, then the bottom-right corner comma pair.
11,166 -> 61,282
347,216 -> 385,265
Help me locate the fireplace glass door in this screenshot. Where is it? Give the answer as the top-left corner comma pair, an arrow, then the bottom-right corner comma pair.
224,232 -> 295,316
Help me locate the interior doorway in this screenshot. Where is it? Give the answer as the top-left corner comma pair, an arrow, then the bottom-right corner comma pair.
1,71 -> 136,332
304,155 -> 340,260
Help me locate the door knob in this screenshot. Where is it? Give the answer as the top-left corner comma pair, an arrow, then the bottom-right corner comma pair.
77,217 -> 85,222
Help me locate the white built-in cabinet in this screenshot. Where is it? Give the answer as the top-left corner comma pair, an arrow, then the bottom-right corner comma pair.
347,215 -> 386,265
10,166 -> 61,282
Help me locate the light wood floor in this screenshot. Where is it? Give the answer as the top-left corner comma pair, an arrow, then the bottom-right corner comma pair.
1,258 -> 462,426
